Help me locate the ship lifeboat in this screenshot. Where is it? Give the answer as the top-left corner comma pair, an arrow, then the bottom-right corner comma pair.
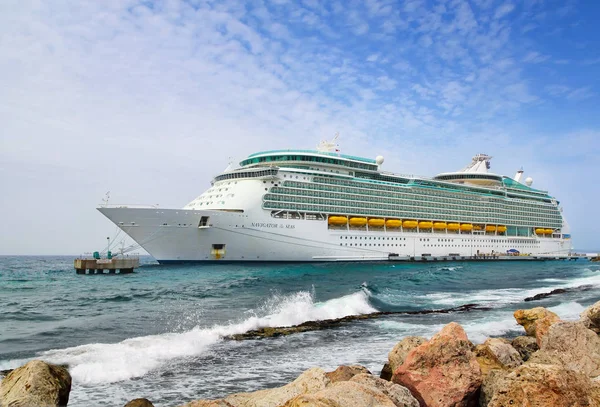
349,217 -> 367,226
460,224 -> 473,231
473,225 -> 483,231
535,228 -> 546,235
328,216 -> 347,225
418,221 -> 433,229
447,223 -> 460,231
544,228 -> 554,235
485,225 -> 497,232
385,219 -> 402,228
497,225 -> 507,233
433,222 -> 447,230
368,218 -> 385,227
403,220 -> 418,229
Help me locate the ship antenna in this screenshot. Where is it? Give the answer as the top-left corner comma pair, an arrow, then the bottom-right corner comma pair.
101,191 -> 110,208
317,133 -> 340,153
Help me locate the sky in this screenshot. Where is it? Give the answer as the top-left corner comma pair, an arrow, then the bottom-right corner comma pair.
1,0 -> 599,255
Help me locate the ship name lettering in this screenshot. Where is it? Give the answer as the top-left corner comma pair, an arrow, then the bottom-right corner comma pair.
251,222 -> 279,228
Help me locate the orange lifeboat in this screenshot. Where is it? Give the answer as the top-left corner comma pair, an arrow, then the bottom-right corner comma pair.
460,224 -> 473,231
447,223 -> 460,231
349,217 -> 367,226
497,225 -> 507,233
368,218 -> 385,227
403,220 -> 418,229
485,225 -> 497,232
385,219 -> 402,228
544,228 -> 554,235
433,222 -> 447,230
328,216 -> 347,225
535,228 -> 546,235
419,221 -> 433,229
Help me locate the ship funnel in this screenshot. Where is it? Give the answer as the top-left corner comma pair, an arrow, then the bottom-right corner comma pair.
514,167 -> 524,182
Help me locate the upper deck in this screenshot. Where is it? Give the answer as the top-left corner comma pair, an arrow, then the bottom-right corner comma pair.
240,150 -> 379,171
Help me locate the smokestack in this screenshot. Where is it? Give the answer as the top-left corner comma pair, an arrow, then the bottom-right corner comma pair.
514,167 -> 524,182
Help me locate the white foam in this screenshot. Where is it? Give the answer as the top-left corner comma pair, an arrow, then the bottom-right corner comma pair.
461,314 -> 521,343
548,301 -> 586,320
425,271 -> 600,307
437,266 -> 463,271
3,290 -> 376,384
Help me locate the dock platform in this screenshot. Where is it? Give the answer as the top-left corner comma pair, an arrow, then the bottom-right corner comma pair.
74,256 -> 140,274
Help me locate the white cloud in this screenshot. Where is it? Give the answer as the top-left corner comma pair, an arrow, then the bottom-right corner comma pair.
522,51 -> 549,64
494,3 -> 515,19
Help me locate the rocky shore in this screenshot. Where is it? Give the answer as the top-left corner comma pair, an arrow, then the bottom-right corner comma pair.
2,300 -> 599,407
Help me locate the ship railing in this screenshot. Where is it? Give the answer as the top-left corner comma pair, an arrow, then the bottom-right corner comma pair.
76,252 -> 141,261
98,204 -> 159,209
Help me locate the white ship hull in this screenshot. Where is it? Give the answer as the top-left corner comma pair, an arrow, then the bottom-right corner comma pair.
98,207 -> 570,263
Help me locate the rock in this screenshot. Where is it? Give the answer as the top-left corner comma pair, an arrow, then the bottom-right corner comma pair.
581,300 -> 600,334
478,369 -> 506,407
223,367 -> 329,407
380,363 -> 393,381
511,335 -> 539,361
387,337 -> 427,375
514,307 -> 560,346
528,321 -> 600,377
475,338 -> 522,378
591,376 -> 600,406
392,322 -> 482,407
325,365 -> 371,383
479,338 -> 522,369
125,399 -> 155,407
182,400 -> 234,407
349,374 -> 419,407
283,381 -> 397,407
488,363 -> 594,407
0,360 -> 71,407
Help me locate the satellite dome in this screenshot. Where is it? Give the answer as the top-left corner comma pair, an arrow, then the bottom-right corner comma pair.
376,155 -> 384,165
525,177 -> 533,186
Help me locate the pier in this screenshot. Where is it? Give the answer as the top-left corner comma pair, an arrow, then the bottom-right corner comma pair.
74,256 -> 140,274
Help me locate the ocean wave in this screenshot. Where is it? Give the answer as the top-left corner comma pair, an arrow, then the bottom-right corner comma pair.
3,289 -> 375,384
424,271 -> 600,307
437,266 -> 463,272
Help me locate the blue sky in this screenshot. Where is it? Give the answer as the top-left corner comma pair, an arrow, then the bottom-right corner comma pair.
1,0 -> 599,254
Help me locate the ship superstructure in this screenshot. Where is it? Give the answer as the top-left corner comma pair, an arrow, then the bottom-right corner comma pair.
99,141 -> 570,262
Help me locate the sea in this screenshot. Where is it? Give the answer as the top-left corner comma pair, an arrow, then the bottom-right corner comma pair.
1,256 -> 599,406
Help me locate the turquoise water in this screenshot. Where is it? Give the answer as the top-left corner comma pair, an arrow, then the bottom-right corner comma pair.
1,256 -> 599,406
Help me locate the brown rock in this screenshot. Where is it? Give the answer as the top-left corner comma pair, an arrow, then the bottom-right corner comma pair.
475,338 -> 522,380
581,300 -> 600,334
528,321 -> 600,377
223,367 -> 329,407
478,369 -> 506,407
182,401 -> 234,407
387,337 -> 427,375
380,363 -> 393,381
392,322 -> 482,407
125,399 -> 155,407
284,381 -> 397,407
349,374 -> 419,407
325,365 -> 371,383
488,363 -> 594,407
514,307 -> 560,346
0,360 -> 71,407
591,377 -> 600,406
511,335 -> 539,361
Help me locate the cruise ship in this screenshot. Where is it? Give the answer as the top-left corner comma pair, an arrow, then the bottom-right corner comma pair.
98,139 -> 571,262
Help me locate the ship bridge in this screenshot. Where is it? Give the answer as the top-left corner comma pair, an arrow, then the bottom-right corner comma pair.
239,150 -> 380,172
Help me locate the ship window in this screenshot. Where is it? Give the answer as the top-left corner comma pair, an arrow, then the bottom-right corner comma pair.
199,216 -> 210,227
